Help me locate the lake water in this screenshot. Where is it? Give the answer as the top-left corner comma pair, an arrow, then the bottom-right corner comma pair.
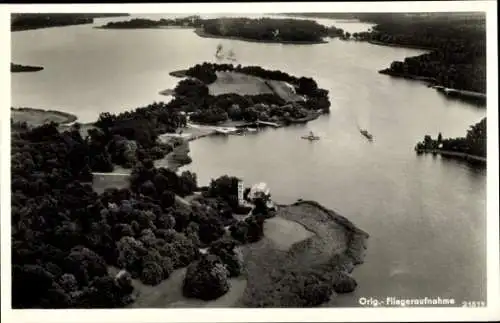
11,14 -> 487,306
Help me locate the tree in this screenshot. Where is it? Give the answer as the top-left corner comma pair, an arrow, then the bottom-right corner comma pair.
209,238 -> 244,277
12,264 -> 56,308
140,261 -> 164,285
59,273 -> 78,293
198,216 -> 226,245
182,254 -> 230,300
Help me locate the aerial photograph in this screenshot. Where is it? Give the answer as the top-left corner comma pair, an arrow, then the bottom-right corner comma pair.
9,7 -> 489,311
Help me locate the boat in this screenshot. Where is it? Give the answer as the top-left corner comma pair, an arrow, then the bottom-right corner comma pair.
301,131 -> 320,141
359,129 -> 373,141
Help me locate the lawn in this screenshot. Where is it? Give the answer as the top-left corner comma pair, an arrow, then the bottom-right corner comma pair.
208,71 -> 305,102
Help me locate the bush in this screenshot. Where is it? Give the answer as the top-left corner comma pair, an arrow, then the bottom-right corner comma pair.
332,273 -> 357,293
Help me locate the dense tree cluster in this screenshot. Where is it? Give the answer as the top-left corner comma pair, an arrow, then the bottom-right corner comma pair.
12,126 -> 247,307
175,62 -> 330,125
94,101 -> 187,168
99,16 -> 349,43
201,17 -> 329,43
353,13 -> 486,93
12,125 -> 131,308
11,118 -> 273,307
11,123 -> 204,307
415,117 -> 486,158
11,14 -> 129,31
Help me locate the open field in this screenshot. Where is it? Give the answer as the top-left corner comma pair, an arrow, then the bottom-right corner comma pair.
264,216 -> 315,251
208,71 -> 305,102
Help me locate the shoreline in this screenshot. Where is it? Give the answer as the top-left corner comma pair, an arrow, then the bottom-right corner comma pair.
239,199 -> 369,307
378,70 -> 487,103
415,148 -> 486,164
95,25 -> 195,30
367,39 -> 435,51
286,200 -> 369,265
11,21 -> 93,32
193,28 -> 329,45
169,69 -> 188,78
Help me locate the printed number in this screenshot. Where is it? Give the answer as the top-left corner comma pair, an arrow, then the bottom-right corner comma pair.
461,301 -> 486,307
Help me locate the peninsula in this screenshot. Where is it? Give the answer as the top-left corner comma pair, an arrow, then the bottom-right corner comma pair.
415,117 -> 486,164
11,62 -> 367,309
98,16 -> 347,44
350,13 -> 486,102
11,63 -> 44,73
11,107 -> 77,125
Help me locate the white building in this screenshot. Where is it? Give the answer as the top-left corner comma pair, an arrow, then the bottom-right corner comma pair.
248,182 -> 271,201
237,180 -> 245,206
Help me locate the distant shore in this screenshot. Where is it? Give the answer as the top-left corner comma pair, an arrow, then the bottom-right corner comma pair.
415,148 -> 486,164
193,28 -> 328,45
11,63 -> 44,73
95,25 -> 194,30
11,14 -> 130,32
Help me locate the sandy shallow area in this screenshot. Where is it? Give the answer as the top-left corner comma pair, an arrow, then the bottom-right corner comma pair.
264,216 -> 315,251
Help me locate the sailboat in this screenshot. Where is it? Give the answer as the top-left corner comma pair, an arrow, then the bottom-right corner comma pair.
215,44 -> 224,60
214,44 -> 237,62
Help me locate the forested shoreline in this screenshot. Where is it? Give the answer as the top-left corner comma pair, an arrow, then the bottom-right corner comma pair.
100,17 -> 347,43
415,118 -> 486,163
354,13 -> 486,95
282,13 -> 486,95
